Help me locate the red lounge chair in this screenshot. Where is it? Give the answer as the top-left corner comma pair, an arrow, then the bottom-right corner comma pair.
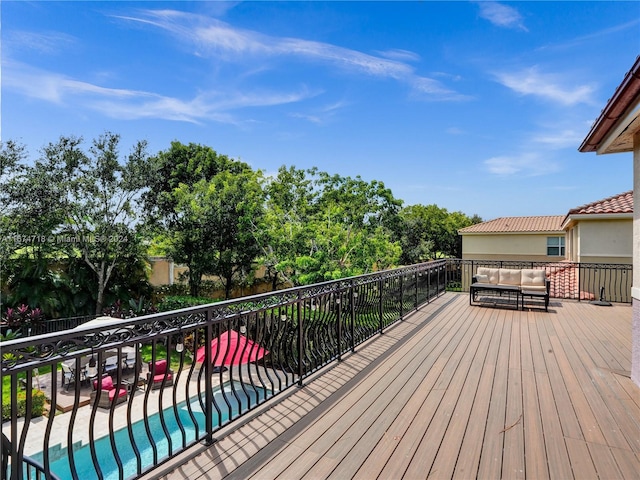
146,359 -> 174,389
90,375 -> 128,408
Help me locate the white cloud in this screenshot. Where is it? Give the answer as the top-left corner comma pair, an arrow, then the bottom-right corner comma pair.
5,30 -> 76,55
532,129 -> 584,149
3,59 -> 317,123
376,49 -> 421,63
290,100 -> 349,125
494,66 -> 596,106
477,2 -> 528,32
484,153 -> 558,177
120,9 -> 464,100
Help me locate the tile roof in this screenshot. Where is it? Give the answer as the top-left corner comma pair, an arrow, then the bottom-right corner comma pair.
566,190 -> 633,215
458,215 -> 565,234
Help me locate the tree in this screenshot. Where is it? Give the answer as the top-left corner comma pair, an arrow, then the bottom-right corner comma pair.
1,134 -> 152,316
258,166 -> 317,289
398,204 -> 481,264
259,168 -> 403,286
145,142 -> 264,298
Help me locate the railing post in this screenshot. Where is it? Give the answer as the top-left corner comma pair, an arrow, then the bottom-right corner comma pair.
203,310 -> 214,445
297,293 -> 304,387
337,291 -> 343,362
350,280 -> 356,353
379,278 -> 384,334
399,274 -> 404,320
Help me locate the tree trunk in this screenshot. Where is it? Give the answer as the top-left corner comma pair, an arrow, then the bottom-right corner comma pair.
95,270 -> 105,315
224,276 -> 233,300
189,269 -> 202,297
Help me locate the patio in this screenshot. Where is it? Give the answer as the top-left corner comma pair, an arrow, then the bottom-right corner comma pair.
145,293 -> 639,479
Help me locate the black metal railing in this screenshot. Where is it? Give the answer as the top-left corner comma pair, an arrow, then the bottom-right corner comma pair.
1,260 -> 446,480
445,259 -> 633,303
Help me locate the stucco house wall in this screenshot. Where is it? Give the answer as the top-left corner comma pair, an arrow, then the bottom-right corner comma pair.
461,233 -> 564,262
567,219 -> 633,264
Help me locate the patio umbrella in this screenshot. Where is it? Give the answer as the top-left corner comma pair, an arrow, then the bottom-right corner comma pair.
196,330 -> 268,366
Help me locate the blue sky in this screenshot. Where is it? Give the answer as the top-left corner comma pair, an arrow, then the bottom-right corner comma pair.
3,1 -> 639,220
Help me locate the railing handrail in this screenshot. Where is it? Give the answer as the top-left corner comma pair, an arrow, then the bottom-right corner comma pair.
0,260 -> 445,354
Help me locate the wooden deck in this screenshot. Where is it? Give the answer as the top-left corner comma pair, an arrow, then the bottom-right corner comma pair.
145,293 -> 640,479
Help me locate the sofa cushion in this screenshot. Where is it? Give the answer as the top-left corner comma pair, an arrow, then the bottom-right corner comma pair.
474,274 -> 489,283
153,373 -> 172,383
108,387 -> 127,400
499,269 -> 521,286
152,359 -> 168,376
94,375 -> 114,391
521,285 -> 547,292
521,269 -> 546,287
477,267 -> 499,284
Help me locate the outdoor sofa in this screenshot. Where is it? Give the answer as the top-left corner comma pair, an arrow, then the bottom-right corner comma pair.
470,267 -> 550,311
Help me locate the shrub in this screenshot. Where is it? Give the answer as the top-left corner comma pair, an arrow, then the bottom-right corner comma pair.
155,296 -> 216,313
1,389 -> 47,420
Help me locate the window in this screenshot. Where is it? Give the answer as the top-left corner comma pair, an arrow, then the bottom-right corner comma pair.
547,236 -> 565,256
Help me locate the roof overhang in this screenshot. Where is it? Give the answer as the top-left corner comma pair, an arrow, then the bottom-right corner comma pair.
579,56 -> 640,154
561,212 -> 633,230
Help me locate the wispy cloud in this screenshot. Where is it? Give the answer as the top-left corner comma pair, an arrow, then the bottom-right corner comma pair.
118,9 -> 466,100
3,59 -> 316,123
494,66 -> 596,106
484,153 -> 558,177
290,100 -> 349,125
477,2 -> 528,32
538,19 -> 640,51
5,30 -> 77,55
531,128 -> 584,149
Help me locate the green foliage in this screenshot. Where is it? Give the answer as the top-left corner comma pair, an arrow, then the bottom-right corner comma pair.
398,204 -> 481,264
1,389 -> 47,421
145,142 -> 265,298
1,134 -> 152,316
155,295 -> 216,312
259,167 -> 403,286
102,297 -> 158,318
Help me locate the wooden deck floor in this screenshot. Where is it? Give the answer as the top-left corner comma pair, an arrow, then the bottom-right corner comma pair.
146,293 -> 639,480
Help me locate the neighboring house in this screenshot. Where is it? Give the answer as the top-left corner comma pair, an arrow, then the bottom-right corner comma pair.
562,191 -> 633,264
578,55 -> 640,388
458,215 -> 566,262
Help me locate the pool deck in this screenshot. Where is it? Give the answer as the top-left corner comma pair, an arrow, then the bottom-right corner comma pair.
143,293 -> 640,480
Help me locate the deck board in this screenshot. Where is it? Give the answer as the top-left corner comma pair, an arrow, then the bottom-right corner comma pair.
146,293 -> 639,480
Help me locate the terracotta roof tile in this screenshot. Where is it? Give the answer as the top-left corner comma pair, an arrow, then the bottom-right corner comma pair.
459,215 -> 565,234
567,190 -> 633,215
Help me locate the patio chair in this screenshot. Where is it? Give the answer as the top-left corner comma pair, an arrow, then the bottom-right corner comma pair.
146,359 -> 174,389
90,375 -> 128,408
61,363 -> 86,391
122,351 -> 139,372
102,355 -> 120,376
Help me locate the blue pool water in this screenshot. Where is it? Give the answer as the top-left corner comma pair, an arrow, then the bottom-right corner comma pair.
34,384 -> 269,480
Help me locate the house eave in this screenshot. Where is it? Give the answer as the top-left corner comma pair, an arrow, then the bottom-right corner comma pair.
579,55 -> 640,154
561,212 -> 633,230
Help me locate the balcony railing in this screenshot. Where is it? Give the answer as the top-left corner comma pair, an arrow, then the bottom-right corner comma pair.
445,259 -> 633,303
1,260 -> 447,480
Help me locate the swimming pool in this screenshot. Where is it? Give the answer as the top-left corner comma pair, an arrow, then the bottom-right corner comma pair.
33,383 -> 269,480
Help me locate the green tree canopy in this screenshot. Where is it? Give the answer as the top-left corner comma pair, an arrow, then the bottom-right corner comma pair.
398,204 -> 481,264
1,134 -> 152,316
145,142 -> 264,298
259,167 -> 403,286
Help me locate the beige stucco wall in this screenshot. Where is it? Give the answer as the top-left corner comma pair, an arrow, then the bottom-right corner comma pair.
461,233 -> 565,262
574,219 -> 633,264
